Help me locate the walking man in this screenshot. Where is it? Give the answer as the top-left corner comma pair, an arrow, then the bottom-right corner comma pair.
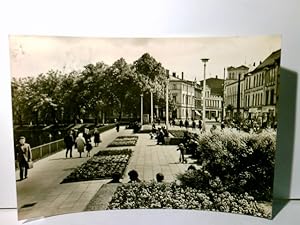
64,130 -> 74,158
15,136 -> 32,180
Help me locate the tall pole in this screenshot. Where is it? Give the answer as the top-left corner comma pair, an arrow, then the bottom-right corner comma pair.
201,58 -> 209,132
150,91 -> 153,124
166,70 -> 169,130
222,67 -> 226,121
140,94 -> 143,125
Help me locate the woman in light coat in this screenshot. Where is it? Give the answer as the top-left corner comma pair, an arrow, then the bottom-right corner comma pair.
75,133 -> 86,158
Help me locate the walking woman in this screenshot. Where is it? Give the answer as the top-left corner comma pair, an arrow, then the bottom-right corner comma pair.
75,133 -> 86,158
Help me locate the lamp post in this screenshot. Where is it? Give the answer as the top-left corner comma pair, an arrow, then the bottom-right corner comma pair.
166,69 -> 170,130
201,58 -> 209,132
140,94 -> 143,125
150,91 -> 153,124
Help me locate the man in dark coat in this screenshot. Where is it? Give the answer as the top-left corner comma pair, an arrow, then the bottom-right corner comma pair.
15,136 -> 32,180
64,131 -> 74,158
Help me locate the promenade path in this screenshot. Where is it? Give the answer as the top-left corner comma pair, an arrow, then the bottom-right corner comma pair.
16,125 -> 195,220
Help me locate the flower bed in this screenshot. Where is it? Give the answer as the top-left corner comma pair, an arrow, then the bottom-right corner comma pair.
108,182 -> 270,218
61,149 -> 132,183
107,136 -> 138,147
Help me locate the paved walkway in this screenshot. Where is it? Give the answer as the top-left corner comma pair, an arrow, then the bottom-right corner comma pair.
16,126 -> 125,220
122,133 -> 191,183
16,125 -> 196,220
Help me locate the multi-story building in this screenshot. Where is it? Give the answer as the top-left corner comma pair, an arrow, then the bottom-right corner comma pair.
169,72 -> 223,121
224,50 -> 280,126
169,72 -> 196,120
244,50 -> 280,125
224,65 -> 249,119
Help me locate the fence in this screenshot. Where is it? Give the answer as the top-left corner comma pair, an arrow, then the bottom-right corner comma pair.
31,139 -> 65,161
30,124 -> 116,161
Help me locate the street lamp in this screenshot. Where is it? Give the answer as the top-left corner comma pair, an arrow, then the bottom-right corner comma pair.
140,94 -> 143,125
201,58 -> 209,132
166,69 -> 170,130
150,90 -> 154,124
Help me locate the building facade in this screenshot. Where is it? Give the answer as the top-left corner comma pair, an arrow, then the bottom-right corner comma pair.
169,72 -> 223,121
224,50 -> 281,126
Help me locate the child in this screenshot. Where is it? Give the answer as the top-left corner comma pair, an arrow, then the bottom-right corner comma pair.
86,139 -> 93,157
177,143 -> 187,163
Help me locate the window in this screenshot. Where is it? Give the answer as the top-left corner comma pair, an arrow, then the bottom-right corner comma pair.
266,91 -> 269,105
173,95 -> 177,103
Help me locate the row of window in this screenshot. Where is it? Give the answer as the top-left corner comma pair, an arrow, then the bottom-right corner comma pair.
246,72 -> 263,89
242,89 -> 275,108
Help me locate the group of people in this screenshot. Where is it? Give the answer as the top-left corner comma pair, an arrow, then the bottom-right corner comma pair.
178,119 -> 203,131
150,123 -> 169,145
109,170 -> 165,183
64,128 -> 101,158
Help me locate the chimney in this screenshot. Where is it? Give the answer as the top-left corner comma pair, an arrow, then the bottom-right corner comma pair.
172,72 -> 176,77
216,75 -> 218,79
181,72 -> 184,80
166,69 -> 169,78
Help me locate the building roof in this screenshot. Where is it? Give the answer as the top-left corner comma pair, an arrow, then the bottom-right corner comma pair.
251,49 -> 281,73
199,77 -> 224,97
227,65 -> 249,71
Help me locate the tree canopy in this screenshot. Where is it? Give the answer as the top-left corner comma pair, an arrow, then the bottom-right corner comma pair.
11,53 -> 175,126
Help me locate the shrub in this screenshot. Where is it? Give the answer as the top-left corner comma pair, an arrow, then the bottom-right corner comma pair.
179,130 -> 276,201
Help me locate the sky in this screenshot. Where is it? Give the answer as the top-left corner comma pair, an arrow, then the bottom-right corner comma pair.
9,35 -> 281,81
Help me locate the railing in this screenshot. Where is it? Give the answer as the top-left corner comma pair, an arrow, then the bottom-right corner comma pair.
29,123 -> 116,162
31,139 -> 65,161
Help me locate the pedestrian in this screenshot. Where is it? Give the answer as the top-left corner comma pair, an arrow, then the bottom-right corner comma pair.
156,173 -> 164,182
179,119 -> 183,128
128,170 -> 141,183
108,172 -> 122,183
172,119 -> 176,126
15,136 -> 32,181
221,121 -> 225,131
64,130 -> 74,158
75,133 -> 86,158
192,120 -> 196,129
86,139 -> 93,157
198,120 -> 202,131
93,129 -> 100,147
177,143 -> 187,163
116,121 -> 120,132
185,120 -> 189,129
210,124 -> 217,133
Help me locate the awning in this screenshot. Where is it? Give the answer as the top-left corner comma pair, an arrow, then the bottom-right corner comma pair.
195,110 -> 201,116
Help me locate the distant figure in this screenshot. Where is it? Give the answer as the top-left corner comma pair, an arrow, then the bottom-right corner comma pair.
192,120 -> 196,129
86,139 -> 93,157
156,173 -> 164,182
75,133 -> 86,158
109,172 -> 122,183
93,129 -> 101,147
210,124 -> 217,133
221,122 -> 225,130
184,120 -> 189,129
157,128 -> 165,145
116,121 -> 120,132
64,131 -> 74,158
172,119 -> 176,126
179,120 -> 183,128
128,170 -> 141,183
177,143 -> 187,163
15,136 -> 32,181
198,120 -> 202,131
